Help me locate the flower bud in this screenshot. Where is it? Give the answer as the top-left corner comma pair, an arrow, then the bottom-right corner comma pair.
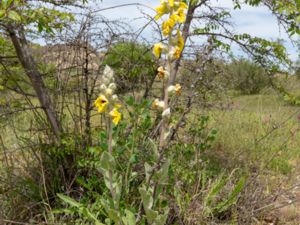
108,83 -> 117,91
167,85 -> 176,95
102,77 -> 110,85
168,46 -> 180,61
100,84 -> 107,91
162,108 -> 171,118
103,65 -> 114,81
157,66 -> 169,80
111,94 -> 118,101
105,88 -> 113,96
175,83 -> 182,96
152,99 -> 165,110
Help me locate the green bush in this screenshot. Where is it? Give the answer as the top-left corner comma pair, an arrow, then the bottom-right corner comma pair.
227,59 -> 270,94
103,41 -> 157,93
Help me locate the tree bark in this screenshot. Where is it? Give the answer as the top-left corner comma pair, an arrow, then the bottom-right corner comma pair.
7,25 -> 62,140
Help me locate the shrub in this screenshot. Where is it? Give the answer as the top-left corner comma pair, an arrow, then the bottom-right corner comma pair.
227,59 -> 270,95
103,41 -> 157,94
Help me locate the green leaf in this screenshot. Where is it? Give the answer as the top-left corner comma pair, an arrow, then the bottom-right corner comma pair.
122,210 -> 136,225
145,209 -> 158,223
154,209 -> 169,225
139,187 -> 153,211
107,208 -> 121,224
214,176 -> 246,213
148,138 -> 159,161
57,193 -> 81,208
156,159 -> 170,184
8,10 -> 21,21
144,162 -> 152,182
99,151 -> 116,171
204,174 -> 227,207
0,10 -> 6,19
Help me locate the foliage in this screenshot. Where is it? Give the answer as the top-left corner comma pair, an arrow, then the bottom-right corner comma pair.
1,0 -> 300,224
227,59 -> 270,95
103,41 -> 157,93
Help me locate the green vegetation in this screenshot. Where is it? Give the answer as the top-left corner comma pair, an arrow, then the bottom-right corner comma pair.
1,0 -> 300,224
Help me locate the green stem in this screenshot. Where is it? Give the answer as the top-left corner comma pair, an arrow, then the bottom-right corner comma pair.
107,117 -> 118,211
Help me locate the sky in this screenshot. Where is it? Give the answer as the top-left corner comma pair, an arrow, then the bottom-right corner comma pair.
90,0 -> 298,62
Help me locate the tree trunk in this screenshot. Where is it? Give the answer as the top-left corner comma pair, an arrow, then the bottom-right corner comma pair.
7,26 -> 62,141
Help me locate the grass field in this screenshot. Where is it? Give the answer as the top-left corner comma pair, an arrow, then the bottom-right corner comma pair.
204,92 -> 300,223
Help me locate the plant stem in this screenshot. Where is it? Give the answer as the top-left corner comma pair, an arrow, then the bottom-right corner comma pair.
107,117 -> 118,210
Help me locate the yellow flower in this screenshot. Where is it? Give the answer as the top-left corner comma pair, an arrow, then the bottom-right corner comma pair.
168,0 -> 174,7
152,99 -> 165,109
171,6 -> 186,24
177,29 -> 184,51
175,83 -> 182,96
162,17 -> 175,36
178,2 -> 188,9
157,66 -> 169,80
94,95 -> 109,113
155,1 -> 169,20
153,43 -> 164,58
174,46 -> 181,59
109,108 -> 121,125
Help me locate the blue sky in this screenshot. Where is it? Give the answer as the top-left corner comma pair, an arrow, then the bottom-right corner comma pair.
93,0 -> 298,62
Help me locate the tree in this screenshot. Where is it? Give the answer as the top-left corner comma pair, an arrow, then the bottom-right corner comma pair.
166,0 -> 299,89
0,0 -> 79,140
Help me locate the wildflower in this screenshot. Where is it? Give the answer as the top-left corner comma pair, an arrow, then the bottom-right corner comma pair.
153,43 -> 164,58
152,99 -> 165,109
178,2 -> 188,9
154,1 -> 170,20
167,85 -> 176,95
168,0 -> 175,7
94,95 -> 109,113
108,83 -> 117,91
162,17 -> 175,36
171,4 -> 187,23
102,77 -> 110,85
100,84 -> 107,91
177,28 -> 184,52
109,108 -> 121,125
111,94 -> 118,101
162,108 -> 171,118
175,83 -> 182,95
175,46 -> 182,58
157,66 -> 169,80
103,65 -> 114,81
105,88 -> 113,96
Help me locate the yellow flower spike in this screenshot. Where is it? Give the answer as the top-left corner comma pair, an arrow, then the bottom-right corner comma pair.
168,0 -> 175,7
179,2 -> 188,9
177,28 -> 184,52
172,7 -> 186,23
109,108 -> 121,125
175,83 -> 182,96
153,43 -> 164,58
162,17 -> 175,36
94,95 -> 109,113
154,1 -> 169,20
